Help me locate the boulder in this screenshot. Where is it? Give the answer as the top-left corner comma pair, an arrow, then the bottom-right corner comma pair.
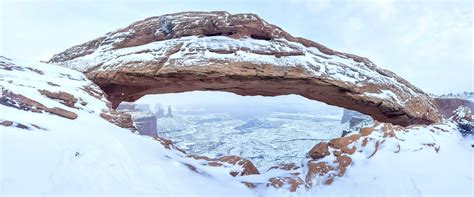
38,89 -> 78,108
308,142 -> 330,160
217,155 -> 260,176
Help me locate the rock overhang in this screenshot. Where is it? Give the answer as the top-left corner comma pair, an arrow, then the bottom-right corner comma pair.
48,11 -> 441,126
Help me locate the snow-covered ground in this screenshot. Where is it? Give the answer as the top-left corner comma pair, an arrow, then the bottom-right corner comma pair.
258,122 -> 474,196
1,57 -> 473,196
0,57 -> 254,196
437,92 -> 474,102
156,110 -> 348,170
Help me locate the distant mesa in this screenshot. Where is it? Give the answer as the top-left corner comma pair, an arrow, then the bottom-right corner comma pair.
433,92 -> 474,118
49,11 -> 440,126
117,102 -> 157,137
116,102 -> 136,111
117,102 -> 175,137
340,109 -> 374,136
129,111 -> 157,137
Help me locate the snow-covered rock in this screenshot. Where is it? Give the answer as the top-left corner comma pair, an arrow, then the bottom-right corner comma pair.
0,57 -> 255,196
259,121 -> 474,195
48,11 -> 440,126
128,111 -> 158,137
1,56 -> 473,196
435,97 -> 474,118
451,106 -> 474,136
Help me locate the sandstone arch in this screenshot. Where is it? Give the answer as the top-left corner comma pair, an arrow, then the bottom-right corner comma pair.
48,11 -> 440,126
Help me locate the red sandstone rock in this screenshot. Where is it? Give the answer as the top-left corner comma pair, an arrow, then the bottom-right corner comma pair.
268,177 -> 303,192
266,163 -> 303,192
308,142 -> 330,159
48,107 -> 78,119
153,136 -> 173,148
305,161 -> 334,187
38,89 -> 78,108
218,155 -> 260,176
360,126 -> 375,136
187,154 -> 259,176
49,11 -> 440,126
80,85 -> 105,100
1,120 -> 13,126
435,98 -> 474,118
1,89 -> 78,119
329,134 -> 361,150
336,155 -> 352,176
100,109 -> 136,131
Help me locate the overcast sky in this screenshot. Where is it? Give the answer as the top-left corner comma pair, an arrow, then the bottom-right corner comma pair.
1,0 -> 472,95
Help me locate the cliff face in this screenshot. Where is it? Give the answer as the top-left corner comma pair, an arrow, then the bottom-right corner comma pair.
48,11 -> 440,126
435,98 -> 474,118
131,112 -> 158,137
116,102 -> 158,137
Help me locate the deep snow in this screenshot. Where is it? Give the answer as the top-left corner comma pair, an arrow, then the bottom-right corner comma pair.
1,57 -> 473,196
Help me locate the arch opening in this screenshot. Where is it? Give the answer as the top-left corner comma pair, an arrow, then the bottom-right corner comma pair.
116,91 -> 374,170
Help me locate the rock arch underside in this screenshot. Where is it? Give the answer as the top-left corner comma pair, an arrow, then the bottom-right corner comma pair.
49,11 -> 441,126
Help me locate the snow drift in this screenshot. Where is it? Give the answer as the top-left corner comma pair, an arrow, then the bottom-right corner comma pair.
1,56 -> 473,196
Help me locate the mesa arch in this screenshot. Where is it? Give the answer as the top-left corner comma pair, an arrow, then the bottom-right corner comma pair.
48,11 -> 440,126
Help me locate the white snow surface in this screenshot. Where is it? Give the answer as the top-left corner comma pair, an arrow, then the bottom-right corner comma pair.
156,112 -> 347,170
0,57 -> 254,196
312,122 -> 473,196
1,57 -> 473,196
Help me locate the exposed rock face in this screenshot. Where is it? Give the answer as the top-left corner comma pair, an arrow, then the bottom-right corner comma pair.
266,163 -> 303,192
129,111 -> 158,137
0,56 -> 137,132
341,109 -> 372,127
341,109 -> 362,124
38,89 -> 78,108
116,102 -> 157,136
450,106 -> 473,136
308,142 -> 330,159
340,109 -> 373,136
116,102 -> 136,111
435,98 -> 474,118
1,89 -> 78,120
49,11 -> 440,126
135,103 -> 151,112
100,109 -> 136,131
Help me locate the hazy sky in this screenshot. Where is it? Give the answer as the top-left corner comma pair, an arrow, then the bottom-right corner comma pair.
1,0 -> 472,94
